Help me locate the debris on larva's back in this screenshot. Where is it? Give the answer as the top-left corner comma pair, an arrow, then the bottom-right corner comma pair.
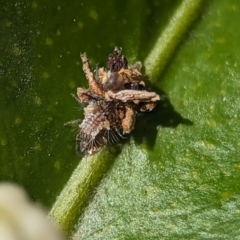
67,47 -> 160,155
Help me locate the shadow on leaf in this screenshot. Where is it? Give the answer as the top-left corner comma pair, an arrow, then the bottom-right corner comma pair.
133,89 -> 193,150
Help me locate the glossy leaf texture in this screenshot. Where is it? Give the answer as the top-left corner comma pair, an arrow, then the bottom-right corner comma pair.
1,0 -> 240,239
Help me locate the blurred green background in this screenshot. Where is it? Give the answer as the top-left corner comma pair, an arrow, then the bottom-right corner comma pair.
1,0 -> 240,239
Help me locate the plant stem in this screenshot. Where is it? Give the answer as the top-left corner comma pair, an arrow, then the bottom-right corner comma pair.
49,149 -> 115,233
144,0 -> 205,81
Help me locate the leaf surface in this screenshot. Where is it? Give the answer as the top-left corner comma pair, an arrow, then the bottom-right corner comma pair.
1,0 -> 240,239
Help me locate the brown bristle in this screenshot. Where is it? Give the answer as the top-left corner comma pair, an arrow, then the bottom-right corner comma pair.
76,101 -> 125,155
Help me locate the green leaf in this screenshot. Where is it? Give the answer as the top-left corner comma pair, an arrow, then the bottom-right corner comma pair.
1,0 -> 240,239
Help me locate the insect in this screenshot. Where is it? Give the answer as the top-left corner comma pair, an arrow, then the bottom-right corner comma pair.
67,47 -> 160,155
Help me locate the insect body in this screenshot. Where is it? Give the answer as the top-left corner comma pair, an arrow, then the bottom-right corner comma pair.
69,47 -> 160,155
